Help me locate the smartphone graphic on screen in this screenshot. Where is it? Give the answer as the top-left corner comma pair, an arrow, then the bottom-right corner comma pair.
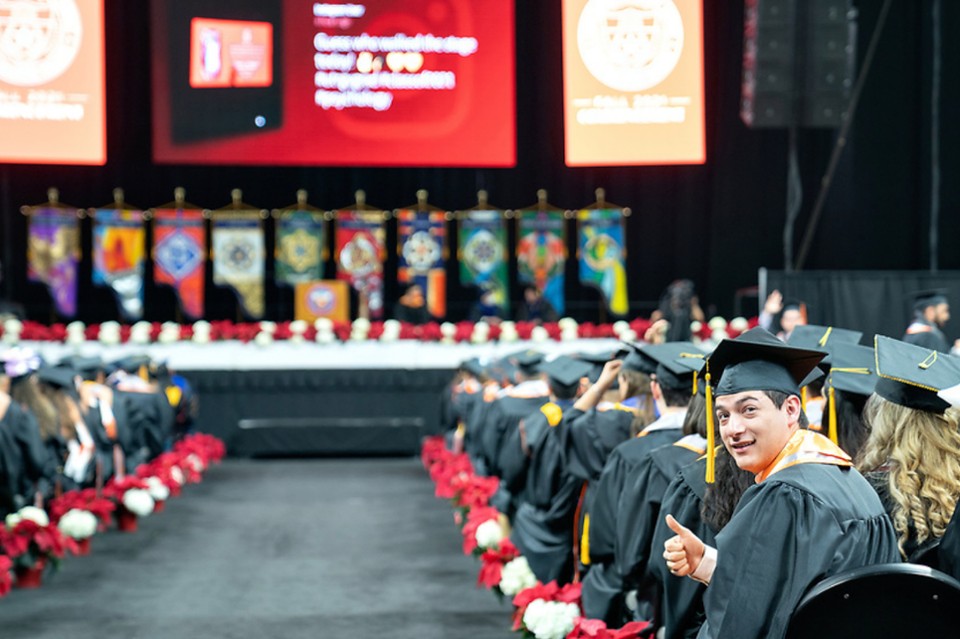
165,1 -> 282,142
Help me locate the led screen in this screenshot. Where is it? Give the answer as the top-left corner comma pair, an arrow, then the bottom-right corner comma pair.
0,0 -> 106,165
152,0 -> 516,167
562,0 -> 705,166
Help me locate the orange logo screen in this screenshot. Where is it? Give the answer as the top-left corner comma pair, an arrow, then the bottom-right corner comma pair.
189,18 -> 273,88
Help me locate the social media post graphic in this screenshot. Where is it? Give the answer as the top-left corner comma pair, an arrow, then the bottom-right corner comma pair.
152,0 -> 516,167
562,0 -> 705,166
0,0 -> 106,165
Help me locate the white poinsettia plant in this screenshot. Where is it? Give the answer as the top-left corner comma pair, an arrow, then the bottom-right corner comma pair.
145,476 -> 170,502
57,509 -> 98,540
521,599 -> 582,639
5,505 -> 49,529
474,519 -> 504,550
499,555 -> 537,596
121,489 -> 155,517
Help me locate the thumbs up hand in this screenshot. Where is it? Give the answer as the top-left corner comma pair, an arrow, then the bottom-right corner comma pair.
662,514 -> 706,578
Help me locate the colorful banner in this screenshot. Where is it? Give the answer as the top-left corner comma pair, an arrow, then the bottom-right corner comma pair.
335,211 -> 386,319
397,209 -> 447,319
517,210 -> 567,315
212,213 -> 266,319
93,209 -> 146,320
276,210 -> 325,286
153,209 -> 206,319
27,208 -> 80,317
294,280 -> 350,324
458,209 -> 509,314
577,208 -> 629,315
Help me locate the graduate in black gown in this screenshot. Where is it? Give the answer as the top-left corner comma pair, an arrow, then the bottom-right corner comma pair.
901,289 -> 952,353
580,343 -> 696,623
615,348 -> 710,626
857,336 -> 960,564
661,328 -> 900,639
511,356 -> 594,583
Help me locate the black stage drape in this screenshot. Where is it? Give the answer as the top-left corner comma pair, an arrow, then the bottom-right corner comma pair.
0,0 -> 957,322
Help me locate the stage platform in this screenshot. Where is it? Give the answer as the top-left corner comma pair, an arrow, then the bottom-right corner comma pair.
24,338 -> 622,457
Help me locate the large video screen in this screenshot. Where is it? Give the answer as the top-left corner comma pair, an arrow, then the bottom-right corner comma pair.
0,0 -> 106,165
562,0 -> 705,166
151,0 -> 516,167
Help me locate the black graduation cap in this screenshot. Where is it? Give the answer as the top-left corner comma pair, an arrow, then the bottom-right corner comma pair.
58,355 -> 104,375
644,342 -> 706,392
672,348 -> 708,396
874,335 -> 960,414
788,325 -> 863,367
112,354 -> 151,374
621,342 -> 658,375
538,356 -> 594,388
460,358 -> 487,379
827,343 -> 878,398
507,349 -> 545,378
911,289 -> 950,312
35,365 -> 79,390
708,327 -> 827,397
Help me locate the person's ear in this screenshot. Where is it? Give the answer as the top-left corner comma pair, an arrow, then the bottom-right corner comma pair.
784,394 -> 802,425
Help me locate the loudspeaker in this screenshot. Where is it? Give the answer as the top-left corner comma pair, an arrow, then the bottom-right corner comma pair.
741,0 -> 856,129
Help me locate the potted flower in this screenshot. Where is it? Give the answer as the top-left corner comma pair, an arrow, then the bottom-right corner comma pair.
104,477 -> 155,532
0,555 -> 11,598
57,509 -> 99,555
0,506 -> 77,589
49,489 -> 116,533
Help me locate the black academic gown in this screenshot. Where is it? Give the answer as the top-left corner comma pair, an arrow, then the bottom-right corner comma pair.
463,390 -> 496,475
581,411 -> 686,623
6,404 -> 57,503
616,436 -> 707,624
651,457 -> 714,639
940,503 -> 960,581
478,384 -> 549,477
902,318 -> 950,353
698,463 -> 901,639
511,401 -> 581,584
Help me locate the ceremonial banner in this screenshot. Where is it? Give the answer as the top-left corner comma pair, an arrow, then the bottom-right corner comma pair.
294,280 -> 349,324
397,208 -> 447,319
577,208 -> 629,315
458,209 -> 509,314
93,208 -> 146,320
517,210 -> 567,315
153,208 -> 206,319
212,212 -> 266,319
335,211 -> 386,319
27,206 -> 80,317
276,209 -> 325,286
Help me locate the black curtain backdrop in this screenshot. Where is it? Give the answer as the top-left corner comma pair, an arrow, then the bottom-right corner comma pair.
0,0 -> 957,323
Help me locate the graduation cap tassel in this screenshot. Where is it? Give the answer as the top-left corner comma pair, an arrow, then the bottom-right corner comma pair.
800,386 -> 808,413
827,383 -> 839,446
705,370 -> 715,484
692,370 -> 698,396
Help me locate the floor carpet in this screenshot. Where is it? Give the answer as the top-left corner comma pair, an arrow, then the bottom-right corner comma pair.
0,458 -> 514,638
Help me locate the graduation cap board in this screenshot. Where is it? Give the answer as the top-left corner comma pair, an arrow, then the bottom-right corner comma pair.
506,350 -> 545,378
538,356 -> 594,388
621,342 -> 658,375
460,358 -> 487,379
874,335 -> 960,415
821,342 -> 878,445
36,366 -> 78,391
788,324 -> 864,366
643,342 -> 706,393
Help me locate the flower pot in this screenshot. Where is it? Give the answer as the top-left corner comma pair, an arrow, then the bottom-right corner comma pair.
153,500 -> 165,514
116,508 -> 138,532
14,558 -> 47,589
75,537 -> 92,556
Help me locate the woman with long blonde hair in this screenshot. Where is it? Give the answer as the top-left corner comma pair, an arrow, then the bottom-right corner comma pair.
858,336 -> 960,561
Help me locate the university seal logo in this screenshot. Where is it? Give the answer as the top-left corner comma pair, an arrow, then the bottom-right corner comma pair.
0,0 -> 84,87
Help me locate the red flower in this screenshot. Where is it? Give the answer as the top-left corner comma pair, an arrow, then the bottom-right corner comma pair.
0,520 -> 78,563
460,506 -> 501,555
452,475 -> 500,510
48,489 -> 116,528
420,436 -> 449,469
0,555 -> 11,597
512,581 -> 559,630
477,539 -> 519,589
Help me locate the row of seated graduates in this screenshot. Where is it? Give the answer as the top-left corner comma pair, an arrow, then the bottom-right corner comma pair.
444,327 -> 960,639
0,349 -> 196,518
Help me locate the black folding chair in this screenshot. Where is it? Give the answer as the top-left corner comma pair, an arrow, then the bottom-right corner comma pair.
787,563 -> 960,638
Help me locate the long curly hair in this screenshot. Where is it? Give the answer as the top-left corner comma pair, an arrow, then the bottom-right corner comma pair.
858,394 -> 960,557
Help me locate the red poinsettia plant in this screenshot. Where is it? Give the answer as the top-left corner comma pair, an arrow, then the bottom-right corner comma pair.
0,555 -> 11,597
565,618 -> 654,639
478,538 -> 521,595
420,435 -> 449,470
461,506 -> 502,555
0,518 -> 78,572
429,452 -> 475,499
450,473 -> 501,511
48,488 -> 116,531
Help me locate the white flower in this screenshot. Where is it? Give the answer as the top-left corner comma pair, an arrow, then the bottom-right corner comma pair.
316,330 -> 336,345
314,318 -> 333,332
711,328 -> 728,343
499,556 -> 537,596
382,319 -> 401,335
498,321 -> 519,343
379,330 -> 397,343
6,505 -> 49,529
474,519 -> 504,550
619,329 -> 638,343
612,320 -> 631,336
707,316 -> 728,331
158,325 -> 181,344
560,326 -> 579,342
254,331 -> 274,347
129,321 -> 153,345
192,321 -> 212,344
349,329 -> 368,342
98,321 -> 121,346
258,321 -> 277,335
352,318 -> 371,332
170,466 -> 186,486
66,320 -> 86,335
58,509 -> 98,540
471,322 -> 490,344
289,320 -> 308,335
522,600 -> 581,639
122,488 -> 155,517
690,320 -> 703,335
440,322 -> 457,338
2,318 -> 23,344
145,476 -> 170,502
186,453 -> 206,473
530,326 -> 550,343
729,316 -> 749,332
558,317 -> 578,330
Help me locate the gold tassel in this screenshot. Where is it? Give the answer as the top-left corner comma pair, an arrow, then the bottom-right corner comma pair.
828,384 -> 839,446
801,386 -> 808,413
692,370 -> 698,396
705,370 -> 715,484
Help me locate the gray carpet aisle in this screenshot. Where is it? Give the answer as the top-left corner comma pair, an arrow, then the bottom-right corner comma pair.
0,459 -> 514,638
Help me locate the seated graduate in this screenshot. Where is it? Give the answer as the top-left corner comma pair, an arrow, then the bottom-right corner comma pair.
109,355 -> 176,468
857,335 -> 960,564
615,346 -> 710,626
786,324 -> 864,432
3,349 -> 61,504
819,342 -> 878,460
35,366 -> 98,490
650,449 -> 754,639
581,343 -> 691,623
393,283 -> 434,325
510,355 -> 594,584
459,361 -> 504,475
662,327 -> 900,639
446,358 -> 487,452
